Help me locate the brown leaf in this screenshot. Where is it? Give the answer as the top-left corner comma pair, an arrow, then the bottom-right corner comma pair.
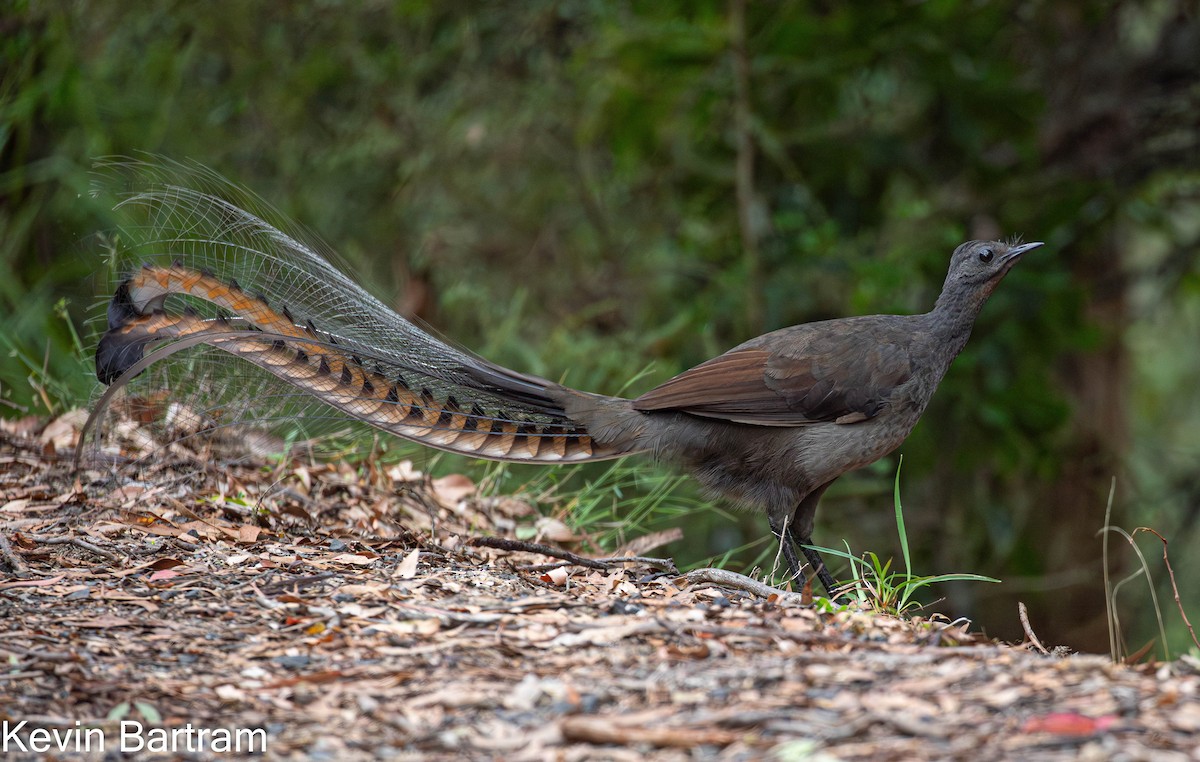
0,574 -> 67,590
431,474 -> 475,507
39,409 -> 88,451
329,553 -> 377,567
394,547 -> 420,579
540,567 -> 569,586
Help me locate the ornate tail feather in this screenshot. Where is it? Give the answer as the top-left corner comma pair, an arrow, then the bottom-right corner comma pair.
82,158 -> 640,465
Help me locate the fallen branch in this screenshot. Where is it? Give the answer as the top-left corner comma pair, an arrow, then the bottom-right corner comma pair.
683,568 -> 808,606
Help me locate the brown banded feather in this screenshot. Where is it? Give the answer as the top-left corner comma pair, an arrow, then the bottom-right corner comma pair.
539,425 -> 569,460
103,265 -> 623,463
481,419 -> 519,458
125,265 -> 330,358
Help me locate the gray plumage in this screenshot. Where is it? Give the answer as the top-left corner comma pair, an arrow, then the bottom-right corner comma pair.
553,239 -> 1041,591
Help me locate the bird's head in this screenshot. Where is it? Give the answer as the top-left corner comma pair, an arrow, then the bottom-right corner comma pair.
933,239 -> 1043,319
946,239 -> 1043,286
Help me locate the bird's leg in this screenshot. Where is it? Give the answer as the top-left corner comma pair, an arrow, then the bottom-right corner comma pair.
766,513 -> 806,584
787,482 -> 843,600
796,536 -> 839,599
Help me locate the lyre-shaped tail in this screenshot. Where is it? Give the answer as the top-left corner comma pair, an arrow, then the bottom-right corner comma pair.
85,158 -> 639,465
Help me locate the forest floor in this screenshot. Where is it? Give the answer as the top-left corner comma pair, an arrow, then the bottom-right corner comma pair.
2,412 -> 1199,761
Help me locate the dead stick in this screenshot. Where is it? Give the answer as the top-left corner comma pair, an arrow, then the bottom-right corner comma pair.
27,534 -> 118,563
262,571 -> 337,593
470,536 -> 609,570
0,532 -> 27,574
1134,527 -> 1200,651
248,583 -> 285,610
594,555 -> 678,573
523,556 -> 678,574
684,568 -> 808,606
1018,601 -> 1050,655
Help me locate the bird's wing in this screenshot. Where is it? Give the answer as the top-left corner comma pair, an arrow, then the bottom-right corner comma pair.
631,323 -> 914,426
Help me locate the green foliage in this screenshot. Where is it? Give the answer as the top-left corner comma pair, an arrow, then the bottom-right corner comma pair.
812,458 -> 999,616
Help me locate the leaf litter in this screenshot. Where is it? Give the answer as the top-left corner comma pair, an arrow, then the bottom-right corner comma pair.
1,411 -> 1198,760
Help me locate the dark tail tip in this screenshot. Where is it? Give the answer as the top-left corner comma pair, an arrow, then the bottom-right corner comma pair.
106,281 -> 141,330
96,279 -> 147,385
96,329 -> 148,384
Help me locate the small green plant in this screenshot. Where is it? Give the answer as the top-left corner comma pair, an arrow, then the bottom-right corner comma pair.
808,456 -> 999,615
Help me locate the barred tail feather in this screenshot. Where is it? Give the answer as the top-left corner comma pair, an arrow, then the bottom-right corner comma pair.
82,158 -> 643,466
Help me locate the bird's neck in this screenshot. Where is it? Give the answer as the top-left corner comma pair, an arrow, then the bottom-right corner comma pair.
924,277 -> 997,361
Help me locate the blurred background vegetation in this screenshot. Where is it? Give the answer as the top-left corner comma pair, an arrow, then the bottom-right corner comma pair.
3,0 -> 1198,655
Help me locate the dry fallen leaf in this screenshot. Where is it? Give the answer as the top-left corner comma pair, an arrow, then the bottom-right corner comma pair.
540,567 -> 569,586
394,547 -> 421,579
329,553 -> 377,567
535,517 -> 578,544
387,460 -> 423,483
39,409 -> 88,451
431,474 -> 475,507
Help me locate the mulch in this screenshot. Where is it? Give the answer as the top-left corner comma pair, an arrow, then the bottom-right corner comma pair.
2,413 -> 1198,761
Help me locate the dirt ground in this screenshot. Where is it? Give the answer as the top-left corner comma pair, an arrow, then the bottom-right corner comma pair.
2,414 -> 1199,761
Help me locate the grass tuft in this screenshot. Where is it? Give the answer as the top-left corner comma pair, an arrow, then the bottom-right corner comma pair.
808,456 -> 999,616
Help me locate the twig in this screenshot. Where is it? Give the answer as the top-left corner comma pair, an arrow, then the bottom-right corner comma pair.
520,561 -> 576,573
1133,527 -> 1200,651
0,532 -> 28,574
27,534 -> 118,563
248,583 -> 285,610
683,567 -> 808,606
1018,601 -> 1050,655
469,536 -> 609,570
593,555 -> 678,573
170,536 -> 200,551
523,555 -> 678,575
262,571 -> 337,593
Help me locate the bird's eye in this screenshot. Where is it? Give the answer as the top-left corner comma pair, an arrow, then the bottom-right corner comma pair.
978,248 -> 994,263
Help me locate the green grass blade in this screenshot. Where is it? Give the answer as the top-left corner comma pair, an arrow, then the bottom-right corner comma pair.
894,455 -> 911,577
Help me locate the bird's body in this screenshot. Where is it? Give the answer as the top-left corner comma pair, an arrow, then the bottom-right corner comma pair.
85,159 -> 1039,594
548,248 -> 1039,590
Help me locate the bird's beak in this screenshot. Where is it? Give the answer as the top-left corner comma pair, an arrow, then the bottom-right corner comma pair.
1002,241 -> 1044,264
